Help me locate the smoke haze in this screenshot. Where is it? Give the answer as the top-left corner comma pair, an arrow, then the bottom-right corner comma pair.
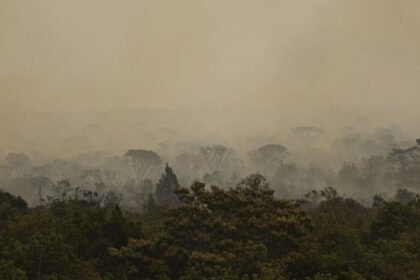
1,1 -> 420,201
2,0 -> 420,114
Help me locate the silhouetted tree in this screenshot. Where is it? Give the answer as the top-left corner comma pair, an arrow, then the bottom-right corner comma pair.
124,149 -> 162,182
155,164 -> 180,207
248,144 -> 288,174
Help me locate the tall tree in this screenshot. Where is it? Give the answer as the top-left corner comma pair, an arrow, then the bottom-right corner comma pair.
155,164 -> 180,207
248,144 -> 289,174
124,149 -> 162,182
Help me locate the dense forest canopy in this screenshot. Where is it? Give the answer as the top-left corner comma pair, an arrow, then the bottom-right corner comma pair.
0,173 -> 419,279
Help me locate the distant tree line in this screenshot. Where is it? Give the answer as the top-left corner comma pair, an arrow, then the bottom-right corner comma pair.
3,138 -> 420,208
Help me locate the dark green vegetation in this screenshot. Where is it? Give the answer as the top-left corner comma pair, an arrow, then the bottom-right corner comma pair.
1,172 -> 419,280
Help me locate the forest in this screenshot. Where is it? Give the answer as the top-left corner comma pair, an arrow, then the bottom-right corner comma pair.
1,130 -> 420,279
3,0 -> 420,278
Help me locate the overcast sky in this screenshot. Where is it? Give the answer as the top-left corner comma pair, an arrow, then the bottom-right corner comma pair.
1,0 -> 420,114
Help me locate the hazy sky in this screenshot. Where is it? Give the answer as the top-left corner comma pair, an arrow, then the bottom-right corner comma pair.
1,0 -> 420,113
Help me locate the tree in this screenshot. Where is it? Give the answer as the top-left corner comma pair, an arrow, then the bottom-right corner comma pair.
372,194 -> 386,208
388,140 -> 420,188
393,188 -> 417,204
369,202 -> 416,241
101,191 -> 122,209
388,148 -> 414,172
125,179 -> 154,210
124,149 -> 162,182
52,179 -> 72,199
102,155 -> 132,188
112,175 -> 312,279
110,239 -> 170,280
199,145 -> 239,186
0,190 -> 27,210
338,162 -> 359,183
199,145 -> 232,175
29,176 -> 53,206
236,173 -> 269,189
367,199 -> 420,279
0,190 -> 27,226
248,144 -> 289,175
155,164 -> 180,207
165,175 -> 310,278
293,188 -> 371,279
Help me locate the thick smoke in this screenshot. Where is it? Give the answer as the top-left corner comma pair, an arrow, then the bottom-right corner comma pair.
1,1 -> 420,206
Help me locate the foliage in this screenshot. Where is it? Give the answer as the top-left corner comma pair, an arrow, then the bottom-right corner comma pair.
1,176 -> 420,279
